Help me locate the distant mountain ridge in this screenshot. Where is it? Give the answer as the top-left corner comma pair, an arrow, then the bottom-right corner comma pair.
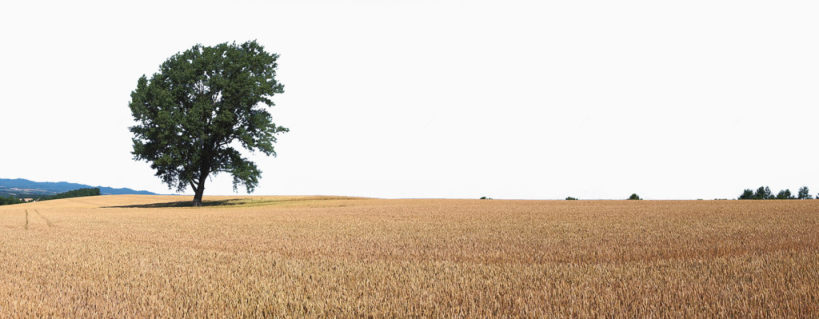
0,178 -> 156,197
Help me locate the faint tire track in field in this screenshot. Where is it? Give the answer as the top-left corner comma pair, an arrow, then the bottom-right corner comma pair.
34,210 -> 54,227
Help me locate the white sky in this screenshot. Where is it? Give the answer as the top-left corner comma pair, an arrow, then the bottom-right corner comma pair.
1,0 -> 817,199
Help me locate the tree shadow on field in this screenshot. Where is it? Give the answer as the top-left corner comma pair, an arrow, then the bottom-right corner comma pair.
103,200 -> 238,208
102,197 -> 344,209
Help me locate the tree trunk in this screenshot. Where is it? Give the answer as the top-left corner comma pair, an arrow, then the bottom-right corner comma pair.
192,175 -> 207,207
192,159 -> 211,207
192,187 -> 204,207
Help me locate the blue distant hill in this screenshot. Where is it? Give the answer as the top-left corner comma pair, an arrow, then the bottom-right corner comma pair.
0,178 -> 156,197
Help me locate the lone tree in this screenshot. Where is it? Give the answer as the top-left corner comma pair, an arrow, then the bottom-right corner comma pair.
628,193 -> 641,200
129,41 -> 287,206
797,186 -> 812,199
753,186 -> 773,200
775,189 -> 794,200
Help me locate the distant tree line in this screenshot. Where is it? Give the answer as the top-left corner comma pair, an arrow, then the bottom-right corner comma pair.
738,186 -> 812,200
0,196 -> 24,206
0,188 -> 101,205
0,188 -> 100,205
38,188 -> 101,201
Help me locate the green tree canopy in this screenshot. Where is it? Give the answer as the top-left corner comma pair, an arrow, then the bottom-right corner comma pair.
775,189 -> 794,200
753,186 -> 773,200
797,186 -> 812,199
129,41 -> 287,206
0,196 -> 23,206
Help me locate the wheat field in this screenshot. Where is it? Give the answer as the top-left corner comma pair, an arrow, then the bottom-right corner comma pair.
0,195 -> 817,317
